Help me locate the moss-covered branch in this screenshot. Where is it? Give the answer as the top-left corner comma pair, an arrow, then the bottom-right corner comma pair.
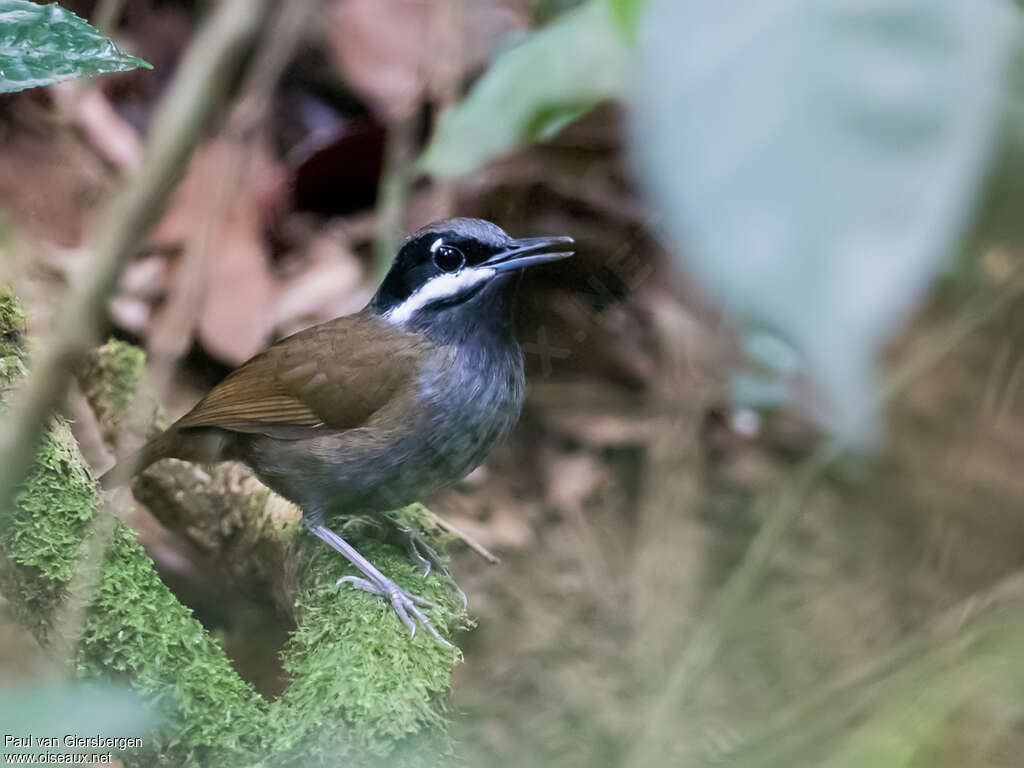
1,287 -> 466,766
79,340 -> 302,615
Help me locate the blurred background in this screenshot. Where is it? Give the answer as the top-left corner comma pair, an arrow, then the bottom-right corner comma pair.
4,0 -> 1024,766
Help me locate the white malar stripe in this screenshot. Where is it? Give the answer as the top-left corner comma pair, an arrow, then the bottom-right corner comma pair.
384,267 -> 496,325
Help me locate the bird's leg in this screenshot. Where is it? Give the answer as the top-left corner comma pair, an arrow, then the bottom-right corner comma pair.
306,522 -> 453,648
394,522 -> 468,611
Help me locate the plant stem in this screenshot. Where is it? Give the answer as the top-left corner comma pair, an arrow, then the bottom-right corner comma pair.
0,0 -> 274,523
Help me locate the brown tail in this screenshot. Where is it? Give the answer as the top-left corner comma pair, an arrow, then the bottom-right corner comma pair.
98,430 -> 178,489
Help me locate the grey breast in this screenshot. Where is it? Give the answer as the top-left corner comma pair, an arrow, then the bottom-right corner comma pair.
409,340 -> 525,493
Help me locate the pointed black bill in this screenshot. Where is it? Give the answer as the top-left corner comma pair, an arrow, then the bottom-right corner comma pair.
484,235 -> 575,272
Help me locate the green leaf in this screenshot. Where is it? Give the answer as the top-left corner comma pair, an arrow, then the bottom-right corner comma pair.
419,0 -> 629,178
633,0 -> 1019,444
0,0 -> 151,95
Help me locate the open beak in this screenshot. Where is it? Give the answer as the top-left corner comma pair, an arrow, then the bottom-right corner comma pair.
484,235 -> 575,272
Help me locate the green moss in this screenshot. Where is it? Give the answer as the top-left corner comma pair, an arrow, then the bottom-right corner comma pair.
77,524 -> 268,766
270,532 -> 463,766
0,290 -> 465,767
0,286 -> 27,386
0,286 -> 26,337
93,340 -> 146,415
2,420 -> 96,638
79,339 -> 157,434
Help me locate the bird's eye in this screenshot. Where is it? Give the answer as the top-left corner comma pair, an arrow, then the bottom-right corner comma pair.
433,245 -> 465,272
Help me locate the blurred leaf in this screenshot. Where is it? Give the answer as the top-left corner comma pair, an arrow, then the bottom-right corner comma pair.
824,669 -> 979,768
731,331 -> 804,410
0,682 -> 160,754
606,0 -> 644,38
716,615 -> 1024,768
731,374 -> 791,411
823,624 -> 1024,768
326,0 -> 526,120
0,0 -> 151,95
419,0 -> 629,178
633,0 -> 1019,444
533,0 -> 588,26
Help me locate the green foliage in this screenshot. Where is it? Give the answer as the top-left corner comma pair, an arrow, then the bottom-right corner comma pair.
632,0 -> 1020,444
0,0 -> 151,94
419,0 -> 629,178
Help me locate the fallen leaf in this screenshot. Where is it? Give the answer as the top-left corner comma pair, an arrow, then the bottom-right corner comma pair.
327,0 -> 526,119
147,136 -> 285,366
52,82 -> 142,173
543,448 -> 604,517
271,234 -> 365,331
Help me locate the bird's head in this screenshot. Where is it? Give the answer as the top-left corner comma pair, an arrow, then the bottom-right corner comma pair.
370,218 -> 573,341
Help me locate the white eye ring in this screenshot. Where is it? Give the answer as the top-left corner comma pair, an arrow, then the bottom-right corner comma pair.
433,245 -> 465,273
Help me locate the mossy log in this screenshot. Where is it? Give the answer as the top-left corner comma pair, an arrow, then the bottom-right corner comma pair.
77,338 -> 303,615
0,287 -> 465,767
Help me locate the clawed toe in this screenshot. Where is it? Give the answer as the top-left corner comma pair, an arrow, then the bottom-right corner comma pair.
406,536 -> 433,577
337,572 -> 451,647
397,524 -> 467,609
311,523 -> 454,647
337,575 -> 379,593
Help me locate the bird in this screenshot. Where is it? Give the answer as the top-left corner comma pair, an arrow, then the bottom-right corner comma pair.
102,217 -> 574,645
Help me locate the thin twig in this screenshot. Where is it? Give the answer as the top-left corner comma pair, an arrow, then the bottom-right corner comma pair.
374,112 -> 420,277
422,507 -> 501,565
0,0 -> 273,524
623,271 -> 1024,768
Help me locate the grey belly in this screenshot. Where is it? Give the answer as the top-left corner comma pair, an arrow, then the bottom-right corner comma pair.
237,404 -> 517,521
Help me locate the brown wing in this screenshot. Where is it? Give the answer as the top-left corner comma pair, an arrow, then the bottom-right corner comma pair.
176,311 -> 430,439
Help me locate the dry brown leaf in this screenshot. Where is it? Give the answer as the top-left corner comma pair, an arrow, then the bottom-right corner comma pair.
443,504 -> 535,551
270,234 -> 365,332
120,253 -> 171,300
0,127 -> 108,247
197,216 -> 277,366
52,82 -> 143,173
327,0 -> 526,119
545,411 -> 660,448
107,294 -> 151,336
147,137 -> 285,366
542,449 -> 604,517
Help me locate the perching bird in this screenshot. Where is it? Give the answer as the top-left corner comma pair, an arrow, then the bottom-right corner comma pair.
102,218 -> 574,644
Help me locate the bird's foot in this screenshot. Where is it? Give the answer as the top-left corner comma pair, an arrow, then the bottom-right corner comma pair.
397,523 -> 468,610
337,574 -> 452,648
308,523 -> 454,647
